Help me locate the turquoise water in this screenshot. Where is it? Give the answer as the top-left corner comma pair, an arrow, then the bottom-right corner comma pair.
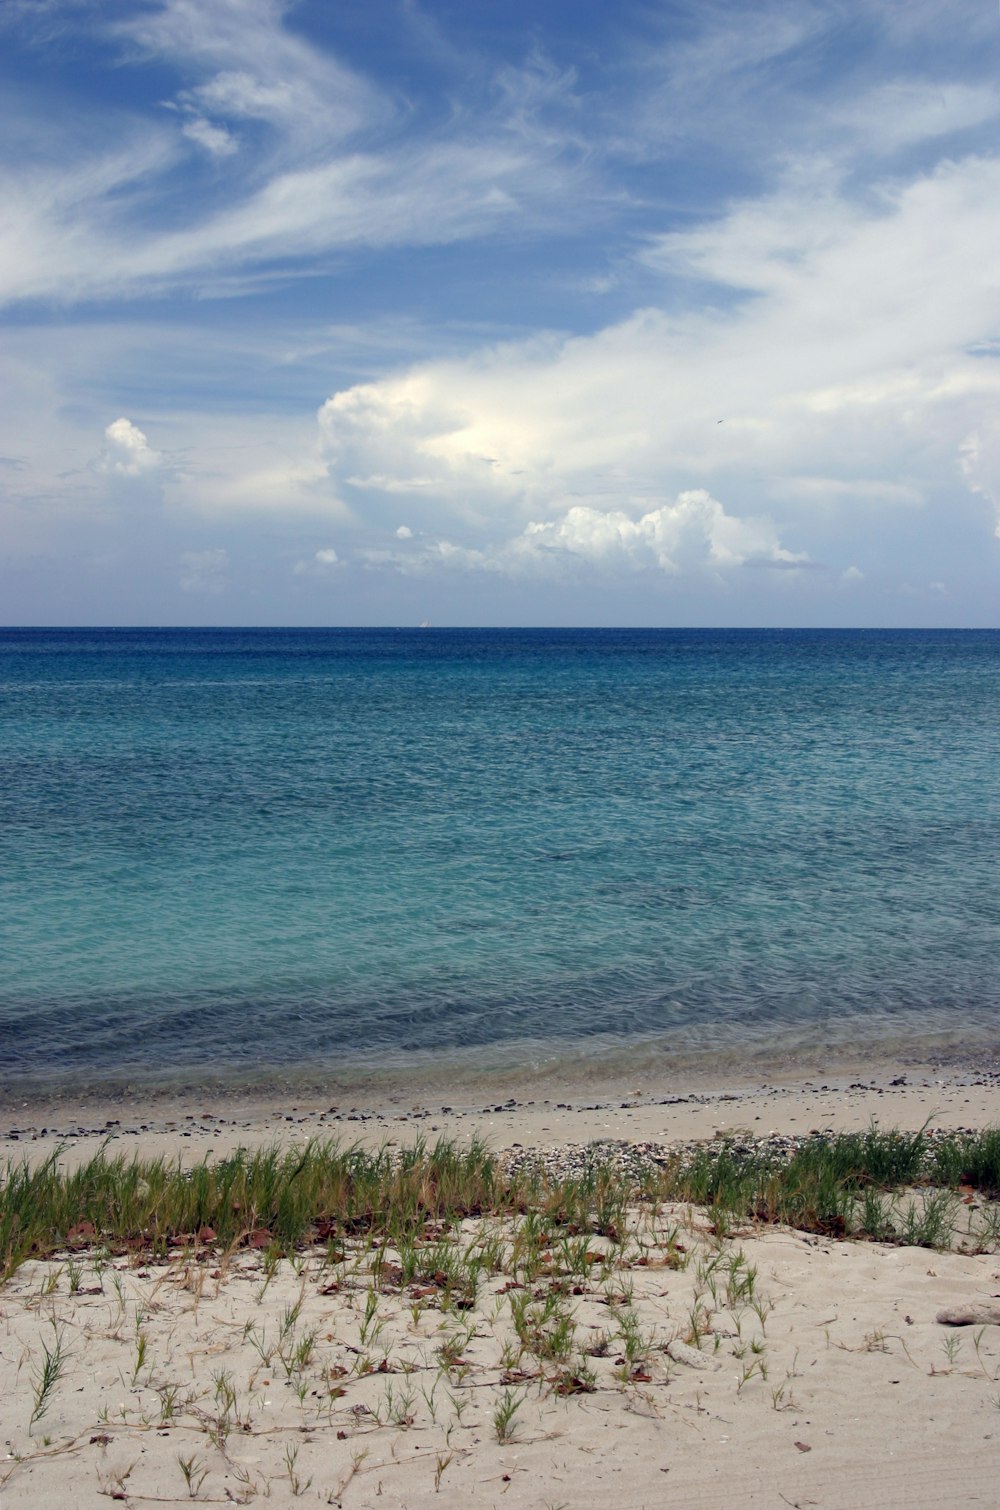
2,628 -> 998,1094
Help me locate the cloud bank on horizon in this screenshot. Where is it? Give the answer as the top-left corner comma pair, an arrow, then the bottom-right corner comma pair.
1,0 -> 999,625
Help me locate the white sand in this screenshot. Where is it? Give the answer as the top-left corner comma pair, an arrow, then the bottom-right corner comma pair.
3,1062 -> 1000,1508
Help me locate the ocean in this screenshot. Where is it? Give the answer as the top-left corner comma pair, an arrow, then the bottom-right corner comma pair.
2,627 -> 998,1097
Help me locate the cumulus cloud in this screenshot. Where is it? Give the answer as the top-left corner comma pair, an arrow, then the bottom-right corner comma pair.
362,492 -> 806,581
293,546 -> 340,574
510,494 -> 806,576
315,151 -> 1000,582
179,548 -> 228,592
100,417 -> 161,477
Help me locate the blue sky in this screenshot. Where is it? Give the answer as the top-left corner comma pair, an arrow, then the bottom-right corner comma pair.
2,0 -> 999,625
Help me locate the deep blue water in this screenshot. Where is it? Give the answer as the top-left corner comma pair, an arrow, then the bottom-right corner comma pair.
2,628 -> 998,1093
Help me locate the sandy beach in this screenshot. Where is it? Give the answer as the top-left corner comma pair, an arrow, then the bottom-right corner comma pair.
4,1050 -> 1000,1166
3,1059 -> 1000,1508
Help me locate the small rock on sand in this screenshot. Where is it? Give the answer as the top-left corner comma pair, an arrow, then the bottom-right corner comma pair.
666,1339 -> 717,1370
936,1305 -> 1000,1327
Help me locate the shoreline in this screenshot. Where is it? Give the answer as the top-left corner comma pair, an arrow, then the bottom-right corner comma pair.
6,1050 -> 1000,1170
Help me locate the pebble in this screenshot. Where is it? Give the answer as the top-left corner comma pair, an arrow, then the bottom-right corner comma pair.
666,1339 -> 717,1370
497,1125 -> 981,1187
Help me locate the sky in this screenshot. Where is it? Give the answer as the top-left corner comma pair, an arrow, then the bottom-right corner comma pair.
2,0 -> 1000,627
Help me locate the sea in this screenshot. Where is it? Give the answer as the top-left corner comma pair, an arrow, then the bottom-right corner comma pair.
2,627 -> 998,1100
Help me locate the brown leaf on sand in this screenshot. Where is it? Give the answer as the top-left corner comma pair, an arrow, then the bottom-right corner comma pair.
936,1304 -> 1000,1327
549,1373 -> 596,1395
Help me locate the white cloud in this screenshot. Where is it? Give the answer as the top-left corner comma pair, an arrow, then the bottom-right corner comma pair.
0,0 -> 594,307
363,492 -> 806,581
100,416 -> 161,476
179,547 -> 228,592
0,127 -> 571,307
618,4 -> 1000,182
314,151 -> 1000,578
292,545 -> 342,575
770,476 -> 923,506
4,0 -> 1000,623
829,82 -> 1000,156
959,426 -> 1000,538
118,0 -> 381,150
511,494 -> 805,575
177,450 -> 343,517
181,116 -> 237,157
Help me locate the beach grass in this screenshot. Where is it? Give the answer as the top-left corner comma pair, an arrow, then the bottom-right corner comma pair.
3,1125 -> 1000,1284
5,1124 -> 1000,1506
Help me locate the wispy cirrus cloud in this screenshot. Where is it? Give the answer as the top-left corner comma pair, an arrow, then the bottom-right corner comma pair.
0,0 -> 600,307
114,0 -> 382,151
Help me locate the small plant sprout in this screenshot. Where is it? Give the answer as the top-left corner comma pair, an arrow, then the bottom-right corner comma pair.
39,1266 -> 61,1298
359,1290 -> 382,1347
156,1383 -> 182,1422
244,1322 -> 275,1366
30,1323 -> 69,1428
493,1386 -> 524,1442
110,1273 -> 128,1317
420,1377 -> 441,1423
99,1460 -> 138,1500
177,1453 -> 209,1499
284,1442 -> 313,1497
972,1327 -> 995,1379
434,1451 -> 455,1491
130,1326 -> 150,1387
